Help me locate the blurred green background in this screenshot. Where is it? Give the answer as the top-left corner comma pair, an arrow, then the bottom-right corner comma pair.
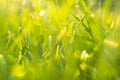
0,0 -> 120,80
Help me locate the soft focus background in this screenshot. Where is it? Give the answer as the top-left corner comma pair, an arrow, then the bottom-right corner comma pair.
0,0 -> 120,80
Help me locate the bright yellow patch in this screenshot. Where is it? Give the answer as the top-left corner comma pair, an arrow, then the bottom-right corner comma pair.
80,63 -> 87,70
104,39 -> 119,48
12,65 -> 26,78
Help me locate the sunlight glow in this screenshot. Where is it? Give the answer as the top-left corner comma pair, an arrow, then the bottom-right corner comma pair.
39,10 -> 45,16
81,50 -> 89,60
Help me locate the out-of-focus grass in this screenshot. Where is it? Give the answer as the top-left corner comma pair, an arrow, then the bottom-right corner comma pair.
0,0 -> 120,80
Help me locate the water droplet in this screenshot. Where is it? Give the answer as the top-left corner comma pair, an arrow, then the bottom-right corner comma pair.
49,35 -> 52,42
90,13 -> 95,17
81,50 -> 89,60
39,10 -> 45,16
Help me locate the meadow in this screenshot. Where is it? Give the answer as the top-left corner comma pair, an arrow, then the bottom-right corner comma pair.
0,0 -> 120,80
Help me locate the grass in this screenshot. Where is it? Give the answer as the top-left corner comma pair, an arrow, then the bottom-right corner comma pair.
0,0 -> 120,80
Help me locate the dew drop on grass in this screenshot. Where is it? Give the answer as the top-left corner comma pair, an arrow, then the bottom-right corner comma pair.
39,10 -> 45,16
90,13 -> 95,17
49,35 -> 52,42
0,54 -> 3,58
80,50 -> 89,60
